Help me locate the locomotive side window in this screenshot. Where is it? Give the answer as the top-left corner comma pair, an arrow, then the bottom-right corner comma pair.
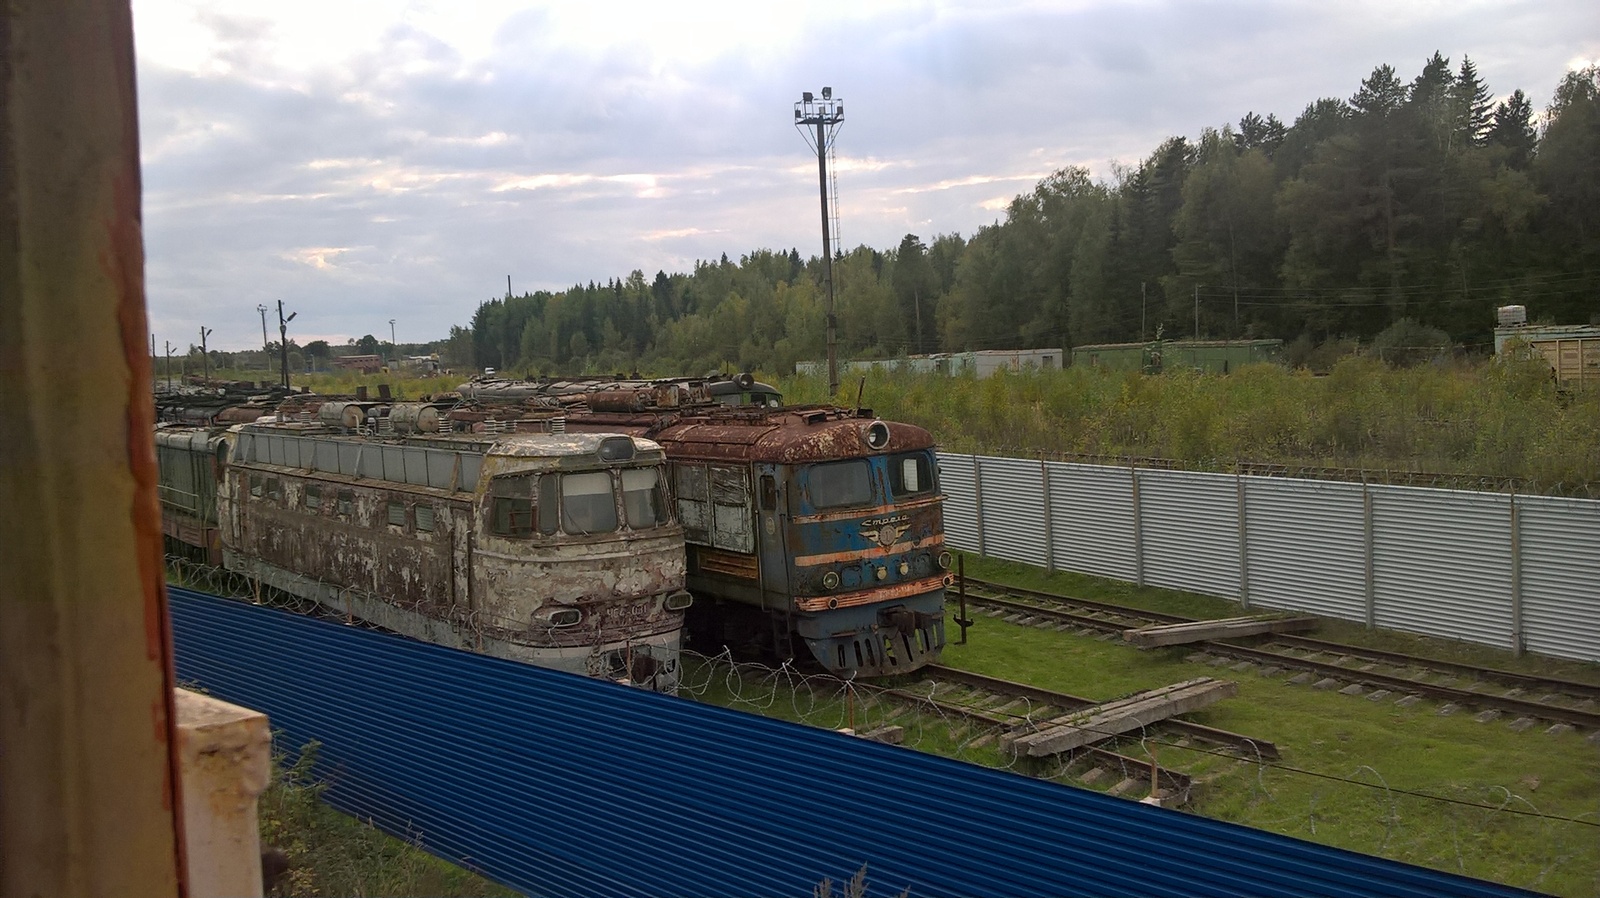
675,464 -> 710,542
305,485 -> 321,510
538,475 -> 559,534
249,474 -> 263,498
622,467 -> 666,529
809,459 -> 872,509
489,475 -> 535,537
337,490 -> 354,517
890,451 -> 935,497
560,471 -> 617,535
759,474 -> 777,511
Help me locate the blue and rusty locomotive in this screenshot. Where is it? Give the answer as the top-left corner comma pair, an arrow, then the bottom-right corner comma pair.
452,375 -> 952,677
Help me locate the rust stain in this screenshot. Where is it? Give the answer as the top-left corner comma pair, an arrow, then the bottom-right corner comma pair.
105,168 -> 163,660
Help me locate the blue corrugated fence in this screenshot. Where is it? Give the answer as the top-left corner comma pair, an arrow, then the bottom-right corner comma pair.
168,587 -> 1540,898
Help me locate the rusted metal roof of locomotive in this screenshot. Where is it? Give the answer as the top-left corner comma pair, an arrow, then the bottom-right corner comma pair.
561,405 -> 936,464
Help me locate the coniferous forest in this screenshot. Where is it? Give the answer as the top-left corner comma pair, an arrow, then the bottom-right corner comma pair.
453,57 -> 1600,377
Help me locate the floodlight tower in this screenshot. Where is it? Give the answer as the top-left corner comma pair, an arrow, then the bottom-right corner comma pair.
276,300 -> 297,389
795,86 -> 844,398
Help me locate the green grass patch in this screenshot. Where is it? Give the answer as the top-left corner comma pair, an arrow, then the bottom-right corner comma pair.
943,558 -> 1600,897
259,742 -> 520,897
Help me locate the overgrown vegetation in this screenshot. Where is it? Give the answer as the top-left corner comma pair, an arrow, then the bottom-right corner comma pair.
780,360 -> 1600,491
258,741 -> 519,898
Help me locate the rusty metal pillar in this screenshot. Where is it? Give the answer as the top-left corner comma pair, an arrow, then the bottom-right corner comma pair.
0,1 -> 186,896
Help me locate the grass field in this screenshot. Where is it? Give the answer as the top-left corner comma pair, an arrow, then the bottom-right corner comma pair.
939,554 -> 1600,897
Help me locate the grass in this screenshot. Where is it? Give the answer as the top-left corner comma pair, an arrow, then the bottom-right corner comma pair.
258,741 -> 521,898
942,554 -> 1600,897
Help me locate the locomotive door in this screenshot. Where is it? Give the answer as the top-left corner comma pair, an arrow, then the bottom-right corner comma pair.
754,464 -> 791,614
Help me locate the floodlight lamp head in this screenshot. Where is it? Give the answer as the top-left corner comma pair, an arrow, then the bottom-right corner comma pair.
822,87 -> 832,99
286,312 -> 297,323
802,91 -> 813,102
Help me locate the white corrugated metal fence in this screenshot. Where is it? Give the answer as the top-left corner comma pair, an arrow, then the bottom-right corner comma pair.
937,453 -> 1600,662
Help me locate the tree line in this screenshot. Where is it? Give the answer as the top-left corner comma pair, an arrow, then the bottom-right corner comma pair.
460,56 -> 1600,377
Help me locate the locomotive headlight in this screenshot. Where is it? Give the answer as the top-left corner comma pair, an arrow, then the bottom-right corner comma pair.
875,566 -> 887,581
538,607 -> 582,628
664,590 -> 694,612
937,551 -> 953,570
821,571 -> 841,591
864,420 -> 891,450
898,560 -> 909,576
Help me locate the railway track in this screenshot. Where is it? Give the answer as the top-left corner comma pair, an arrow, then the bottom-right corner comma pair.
819,664 -> 1284,805
953,576 -> 1600,732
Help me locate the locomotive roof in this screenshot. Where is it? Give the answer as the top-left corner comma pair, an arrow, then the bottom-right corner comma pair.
560,405 -> 937,464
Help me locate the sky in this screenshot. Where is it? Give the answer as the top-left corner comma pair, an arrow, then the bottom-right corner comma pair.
132,0 -> 1600,353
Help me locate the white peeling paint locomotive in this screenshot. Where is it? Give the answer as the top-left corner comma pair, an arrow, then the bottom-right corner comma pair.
154,392 -> 691,691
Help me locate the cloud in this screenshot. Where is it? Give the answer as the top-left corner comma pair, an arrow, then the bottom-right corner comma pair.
131,0 -> 1600,350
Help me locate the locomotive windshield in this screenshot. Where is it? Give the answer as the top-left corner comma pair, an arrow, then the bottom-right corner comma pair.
559,471 -> 618,535
809,459 -> 873,509
622,467 -> 666,528
490,468 -> 671,537
890,451 -> 936,498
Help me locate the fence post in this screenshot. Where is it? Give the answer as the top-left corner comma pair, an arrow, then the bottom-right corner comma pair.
1363,478 -> 1376,629
1237,472 -> 1250,610
973,454 -> 986,559
1131,461 -> 1144,588
1041,458 -> 1055,573
1509,488 -> 1524,658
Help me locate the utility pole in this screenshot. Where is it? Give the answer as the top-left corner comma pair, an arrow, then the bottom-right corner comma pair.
794,87 -> 844,398
276,300 -> 296,389
199,326 -> 212,383
257,303 -> 269,372
1141,282 -> 1147,342
389,318 -> 397,369
163,340 -> 173,390
1193,284 -> 1200,340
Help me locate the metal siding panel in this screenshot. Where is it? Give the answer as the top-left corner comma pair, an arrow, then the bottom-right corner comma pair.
1244,478 -> 1366,619
1048,463 -> 1136,581
937,454 -> 979,553
1518,495 -> 1600,662
315,441 -> 339,475
1372,486 -> 1511,647
169,589 -> 1534,898
1139,470 -> 1240,597
977,457 -> 1046,566
404,447 -> 430,486
427,451 -> 456,491
358,444 -> 384,480
459,454 -> 481,491
381,445 -> 405,483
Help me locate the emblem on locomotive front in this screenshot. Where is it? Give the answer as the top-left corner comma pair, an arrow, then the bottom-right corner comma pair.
862,515 -> 910,547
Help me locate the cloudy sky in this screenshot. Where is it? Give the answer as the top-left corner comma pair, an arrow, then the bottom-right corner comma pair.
132,0 -> 1600,352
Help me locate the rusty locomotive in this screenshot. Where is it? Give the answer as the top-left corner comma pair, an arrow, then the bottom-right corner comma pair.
448,375 -> 952,677
154,389 -> 692,691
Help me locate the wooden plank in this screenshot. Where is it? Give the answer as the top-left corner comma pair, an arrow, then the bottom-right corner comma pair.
1124,615 -> 1317,648
1002,678 -> 1238,757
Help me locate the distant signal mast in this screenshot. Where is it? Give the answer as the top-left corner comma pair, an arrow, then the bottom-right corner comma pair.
794,87 -> 844,398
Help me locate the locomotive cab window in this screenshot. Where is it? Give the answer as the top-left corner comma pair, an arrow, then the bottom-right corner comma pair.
808,459 -> 873,509
489,475 -> 535,537
622,467 -> 666,529
890,451 -> 935,497
560,471 -> 618,535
